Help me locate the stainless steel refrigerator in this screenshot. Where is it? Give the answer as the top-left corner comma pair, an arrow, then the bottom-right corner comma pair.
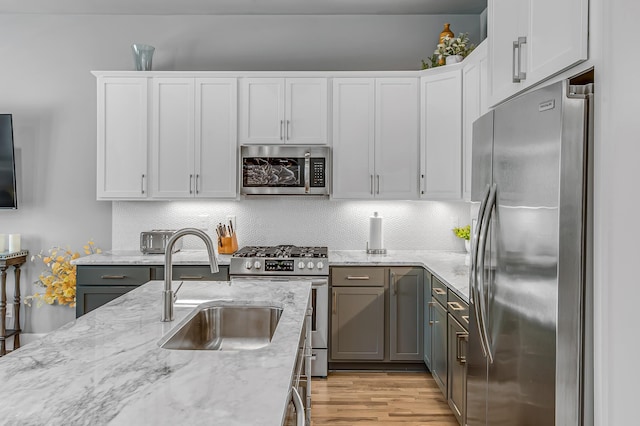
467,77 -> 593,426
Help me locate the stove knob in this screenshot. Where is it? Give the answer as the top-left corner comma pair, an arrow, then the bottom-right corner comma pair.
307,261 -> 315,270
245,261 -> 253,270
254,261 -> 261,269
298,261 -> 306,269
317,261 -> 325,270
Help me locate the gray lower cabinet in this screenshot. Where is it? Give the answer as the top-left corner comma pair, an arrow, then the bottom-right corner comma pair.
423,271 -> 433,369
331,286 -> 385,360
76,265 -> 230,318
389,267 -> 424,361
431,295 -> 448,395
447,313 -> 468,425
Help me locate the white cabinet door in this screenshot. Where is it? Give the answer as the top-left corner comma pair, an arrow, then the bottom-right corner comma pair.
195,78 -> 238,198
421,70 -> 462,200
462,42 -> 488,201
239,78 -> 285,144
488,0 -> 588,106
150,78 -> 195,198
96,77 -> 148,199
285,78 -> 328,145
332,78 -> 375,199
375,78 -> 419,199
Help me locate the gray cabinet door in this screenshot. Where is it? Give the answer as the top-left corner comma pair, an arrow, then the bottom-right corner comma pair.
431,297 -> 448,396
389,267 -> 423,361
330,286 -> 385,360
447,313 -> 468,425
423,271 -> 433,369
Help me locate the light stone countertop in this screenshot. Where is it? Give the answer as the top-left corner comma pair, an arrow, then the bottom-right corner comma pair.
74,249 -> 470,301
0,280 -> 311,425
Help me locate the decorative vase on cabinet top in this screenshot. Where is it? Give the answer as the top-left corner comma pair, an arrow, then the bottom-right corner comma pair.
131,44 -> 155,71
446,55 -> 463,65
439,23 -> 454,43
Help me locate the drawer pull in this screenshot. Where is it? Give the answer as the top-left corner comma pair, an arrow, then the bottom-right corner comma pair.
178,275 -> 204,280
433,287 -> 446,295
461,315 -> 469,325
100,275 -> 126,279
456,332 -> 468,364
447,301 -> 465,311
346,275 -> 370,280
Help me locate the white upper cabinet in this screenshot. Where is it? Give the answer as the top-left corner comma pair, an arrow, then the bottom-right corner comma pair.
239,78 -> 328,145
420,69 -> 462,200
488,0 -> 588,106
462,42 -> 488,201
150,77 -> 237,199
96,77 -> 149,200
332,77 -> 419,199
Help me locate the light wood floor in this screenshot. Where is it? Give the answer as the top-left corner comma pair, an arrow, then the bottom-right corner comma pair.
311,372 -> 459,425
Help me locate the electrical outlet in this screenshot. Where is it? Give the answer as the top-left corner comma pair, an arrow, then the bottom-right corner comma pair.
5,305 -> 12,318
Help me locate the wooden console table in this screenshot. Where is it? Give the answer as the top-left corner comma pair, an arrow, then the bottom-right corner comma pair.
0,250 -> 28,356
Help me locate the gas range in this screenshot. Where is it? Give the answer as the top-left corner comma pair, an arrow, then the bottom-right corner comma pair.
229,245 -> 329,276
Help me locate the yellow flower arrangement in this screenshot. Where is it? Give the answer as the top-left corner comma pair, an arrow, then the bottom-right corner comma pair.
25,241 -> 101,308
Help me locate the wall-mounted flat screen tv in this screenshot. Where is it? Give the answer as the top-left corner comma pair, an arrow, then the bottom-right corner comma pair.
0,114 -> 17,209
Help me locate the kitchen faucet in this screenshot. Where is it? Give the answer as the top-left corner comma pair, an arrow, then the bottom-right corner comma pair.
162,228 -> 219,322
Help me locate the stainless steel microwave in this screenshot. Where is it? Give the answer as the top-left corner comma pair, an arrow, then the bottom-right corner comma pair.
240,145 -> 331,196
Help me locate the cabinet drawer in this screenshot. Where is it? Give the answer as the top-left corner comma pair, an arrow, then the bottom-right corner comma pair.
153,265 -> 229,281
431,276 -> 448,306
447,290 -> 469,331
331,267 -> 384,287
76,266 -> 151,286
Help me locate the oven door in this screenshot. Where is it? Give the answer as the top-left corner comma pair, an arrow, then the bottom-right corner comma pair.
240,145 -> 330,196
230,275 -> 328,377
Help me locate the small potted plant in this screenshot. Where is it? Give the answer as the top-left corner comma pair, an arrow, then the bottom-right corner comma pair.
453,225 -> 471,265
437,33 -> 475,65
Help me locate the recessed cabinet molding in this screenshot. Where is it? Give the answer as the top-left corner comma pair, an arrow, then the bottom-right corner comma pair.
96,77 -> 149,199
420,69 -> 463,200
150,77 -> 237,199
332,77 -> 419,200
239,77 -> 328,145
488,0 -> 588,106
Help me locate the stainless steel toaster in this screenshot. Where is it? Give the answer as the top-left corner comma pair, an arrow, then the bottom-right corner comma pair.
140,230 -> 183,254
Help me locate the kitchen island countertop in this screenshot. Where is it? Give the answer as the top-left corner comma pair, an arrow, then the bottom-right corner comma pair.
0,280 -> 311,425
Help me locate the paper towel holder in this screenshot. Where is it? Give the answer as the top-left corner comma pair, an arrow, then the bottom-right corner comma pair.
366,242 -> 387,255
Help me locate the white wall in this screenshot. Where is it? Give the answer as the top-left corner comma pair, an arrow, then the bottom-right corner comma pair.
0,13 -> 480,334
113,200 -> 471,251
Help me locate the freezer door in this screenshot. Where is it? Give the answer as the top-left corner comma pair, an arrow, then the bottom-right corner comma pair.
466,110 -> 494,426
488,81 -> 569,426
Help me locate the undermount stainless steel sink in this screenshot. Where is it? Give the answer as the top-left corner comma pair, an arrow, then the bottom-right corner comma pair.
159,303 -> 283,351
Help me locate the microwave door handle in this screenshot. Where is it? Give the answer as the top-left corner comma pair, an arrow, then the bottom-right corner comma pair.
304,152 -> 310,193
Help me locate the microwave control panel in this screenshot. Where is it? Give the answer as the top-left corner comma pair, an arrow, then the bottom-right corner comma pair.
311,158 -> 326,187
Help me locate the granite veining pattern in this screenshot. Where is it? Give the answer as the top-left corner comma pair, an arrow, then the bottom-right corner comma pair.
72,250 -> 232,266
0,280 -> 310,425
329,250 -> 470,301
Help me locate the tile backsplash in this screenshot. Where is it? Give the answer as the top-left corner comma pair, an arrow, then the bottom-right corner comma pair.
112,199 -> 470,251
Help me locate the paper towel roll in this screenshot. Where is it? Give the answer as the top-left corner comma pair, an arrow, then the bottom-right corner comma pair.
369,212 -> 384,250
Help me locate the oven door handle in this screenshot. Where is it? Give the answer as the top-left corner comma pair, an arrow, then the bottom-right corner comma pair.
304,152 -> 311,194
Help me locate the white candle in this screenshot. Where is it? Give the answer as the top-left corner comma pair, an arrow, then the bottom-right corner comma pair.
8,234 -> 20,252
0,234 -> 5,252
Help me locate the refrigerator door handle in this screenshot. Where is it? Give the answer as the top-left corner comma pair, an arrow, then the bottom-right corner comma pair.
471,184 -> 491,359
477,183 -> 497,364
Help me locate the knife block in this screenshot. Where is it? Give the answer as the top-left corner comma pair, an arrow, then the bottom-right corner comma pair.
218,234 -> 238,254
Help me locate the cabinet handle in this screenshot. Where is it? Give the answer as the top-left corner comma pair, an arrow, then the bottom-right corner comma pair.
433,287 -> 446,295
332,290 -> 337,314
456,332 -> 468,364
286,119 -> 291,140
390,271 -> 397,295
195,174 -> 200,194
304,152 -> 310,194
346,275 -> 370,280
512,36 -> 527,83
447,301 -> 465,311
462,315 -> 469,325
189,174 -> 194,194
178,275 -> 204,280
376,174 -> 380,194
141,174 -> 146,194
428,301 -> 435,325
280,120 -> 284,140
100,275 -> 126,279
370,175 -> 374,195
